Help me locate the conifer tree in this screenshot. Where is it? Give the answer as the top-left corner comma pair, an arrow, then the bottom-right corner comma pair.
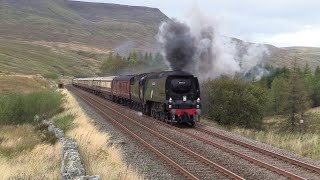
284,62 -> 310,130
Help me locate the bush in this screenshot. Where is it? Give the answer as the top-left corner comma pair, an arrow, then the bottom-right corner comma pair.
202,78 -> 268,129
0,91 -> 64,125
53,114 -> 75,132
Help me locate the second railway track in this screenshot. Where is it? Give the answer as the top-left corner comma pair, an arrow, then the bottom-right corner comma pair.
68,85 -> 320,179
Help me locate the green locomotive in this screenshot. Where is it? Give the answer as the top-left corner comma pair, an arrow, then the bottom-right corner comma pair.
73,71 -> 201,126
131,71 -> 201,126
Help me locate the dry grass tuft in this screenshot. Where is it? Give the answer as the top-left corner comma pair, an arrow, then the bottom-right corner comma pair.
0,75 -> 49,95
0,125 -> 61,179
0,125 -> 42,157
202,118 -> 320,160
0,143 -> 61,179
232,128 -> 320,160
62,90 -> 143,180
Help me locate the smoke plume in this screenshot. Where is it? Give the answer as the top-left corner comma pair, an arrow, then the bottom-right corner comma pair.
156,20 -> 197,71
156,11 -> 270,81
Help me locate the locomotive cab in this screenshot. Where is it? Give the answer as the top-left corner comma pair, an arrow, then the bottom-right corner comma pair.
166,75 -> 201,126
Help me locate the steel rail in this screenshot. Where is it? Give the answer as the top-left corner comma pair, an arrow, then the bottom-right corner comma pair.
138,114 -> 310,179
71,88 -> 199,180
195,126 -> 320,174
70,86 -> 244,180
75,85 -> 306,180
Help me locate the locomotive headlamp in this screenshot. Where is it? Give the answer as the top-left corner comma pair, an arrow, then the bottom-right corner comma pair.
169,97 -> 173,103
183,96 -> 187,102
169,105 -> 172,109
197,98 -> 201,103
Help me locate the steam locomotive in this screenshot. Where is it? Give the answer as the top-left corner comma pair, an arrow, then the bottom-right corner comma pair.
72,71 -> 201,126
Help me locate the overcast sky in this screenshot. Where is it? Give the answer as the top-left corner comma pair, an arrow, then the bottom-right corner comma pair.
79,0 -> 320,47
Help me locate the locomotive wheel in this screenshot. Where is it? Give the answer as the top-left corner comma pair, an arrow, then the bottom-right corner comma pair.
158,112 -> 164,121
151,110 -> 155,118
161,113 -> 166,122
165,117 -> 169,124
156,112 -> 160,120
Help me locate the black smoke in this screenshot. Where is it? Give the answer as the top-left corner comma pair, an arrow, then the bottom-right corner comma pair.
157,18 -> 269,81
157,19 -> 197,71
157,19 -> 215,77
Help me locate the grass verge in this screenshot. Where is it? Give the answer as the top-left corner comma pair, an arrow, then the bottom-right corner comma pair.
203,111 -> 320,160
60,89 -> 143,179
232,128 -> 320,160
0,75 -> 62,179
0,124 -> 61,179
53,114 -> 75,132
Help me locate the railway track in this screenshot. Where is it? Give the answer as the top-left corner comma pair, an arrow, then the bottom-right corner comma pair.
137,111 -> 320,179
69,86 -> 244,180
68,86 -> 320,179
137,116 -> 319,179
194,126 -> 320,174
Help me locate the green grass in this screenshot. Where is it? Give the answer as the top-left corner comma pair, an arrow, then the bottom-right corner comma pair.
0,91 -> 64,125
0,0 -> 168,50
203,104 -> 320,160
43,73 -> 59,80
232,128 -> 320,160
53,114 -> 75,132
0,39 -> 100,76
215,109 -> 320,160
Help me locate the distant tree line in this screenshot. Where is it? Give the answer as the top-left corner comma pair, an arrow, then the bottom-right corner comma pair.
100,50 -> 317,131
100,51 -> 165,75
202,61 -> 319,131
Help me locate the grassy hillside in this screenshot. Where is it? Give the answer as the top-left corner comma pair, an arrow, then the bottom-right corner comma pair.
0,0 -> 169,52
0,39 -> 101,76
268,47 -> 320,70
0,0 -> 169,75
232,38 -> 320,71
1,0 -> 320,75
0,75 -> 49,95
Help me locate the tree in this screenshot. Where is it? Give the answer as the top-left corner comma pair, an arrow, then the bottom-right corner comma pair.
315,66 -> 320,78
270,76 -> 288,114
202,78 -> 268,129
144,52 -> 149,62
129,51 -> 137,64
282,63 -> 311,130
137,51 -> 144,62
100,53 -> 128,75
311,66 -> 320,106
311,81 -> 320,107
147,53 -> 152,62
154,52 -> 164,63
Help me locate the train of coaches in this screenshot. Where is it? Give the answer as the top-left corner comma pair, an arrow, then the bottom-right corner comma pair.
72,71 -> 201,126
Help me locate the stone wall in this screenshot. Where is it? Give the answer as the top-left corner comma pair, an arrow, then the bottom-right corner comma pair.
43,120 -> 100,180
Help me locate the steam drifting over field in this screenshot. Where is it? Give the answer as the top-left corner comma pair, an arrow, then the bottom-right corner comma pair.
157,9 -> 269,81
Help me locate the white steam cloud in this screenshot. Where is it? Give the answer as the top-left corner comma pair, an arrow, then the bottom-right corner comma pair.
156,8 -> 270,81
